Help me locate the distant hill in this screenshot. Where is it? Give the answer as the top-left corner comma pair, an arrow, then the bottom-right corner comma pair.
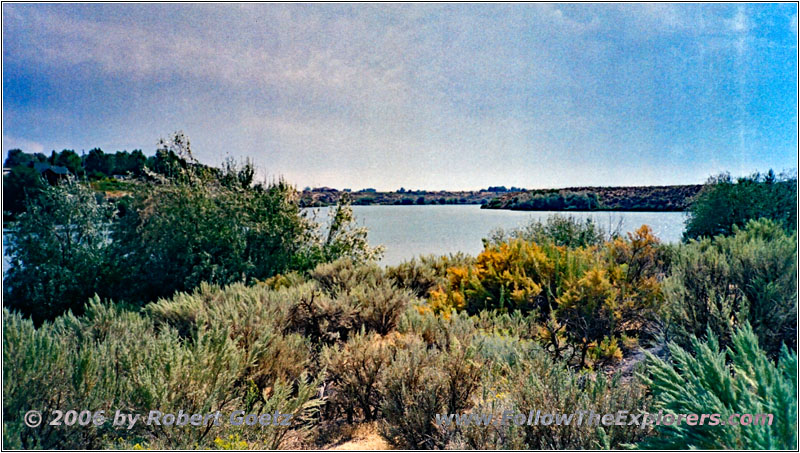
482,185 -> 703,212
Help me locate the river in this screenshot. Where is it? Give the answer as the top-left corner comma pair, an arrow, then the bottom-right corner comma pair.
306,205 -> 687,267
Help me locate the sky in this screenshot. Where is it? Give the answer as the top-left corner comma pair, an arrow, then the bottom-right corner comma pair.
2,3 -> 797,191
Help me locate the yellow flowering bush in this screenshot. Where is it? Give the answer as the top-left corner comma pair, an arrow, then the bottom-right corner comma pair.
428,225 -> 664,368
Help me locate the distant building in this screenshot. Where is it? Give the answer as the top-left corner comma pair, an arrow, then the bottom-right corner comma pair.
33,162 -> 71,184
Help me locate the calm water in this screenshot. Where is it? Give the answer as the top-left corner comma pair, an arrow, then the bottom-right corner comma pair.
306,205 -> 687,267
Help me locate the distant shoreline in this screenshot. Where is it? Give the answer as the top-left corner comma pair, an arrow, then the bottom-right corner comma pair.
300,184 -> 703,212
299,188 -> 500,207
483,184 -> 703,212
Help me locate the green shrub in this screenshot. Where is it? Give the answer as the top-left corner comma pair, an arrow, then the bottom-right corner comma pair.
638,324 -> 797,449
386,253 -> 475,298
664,219 -> 797,357
285,284 -> 360,346
241,373 -> 324,450
146,282 -> 311,389
386,257 -> 443,298
507,355 -> 648,449
456,342 -> 650,449
472,309 -> 541,342
321,329 -> 389,422
304,259 -> 415,339
396,302 -> 448,345
3,294 -> 323,450
486,214 -> 607,248
438,327 -> 484,415
379,335 -> 451,449
346,281 -> 415,335
3,180 -> 117,323
380,313 -> 484,449
3,301 -> 246,449
309,258 -> 385,296
145,281 -> 292,334
684,170 -> 797,240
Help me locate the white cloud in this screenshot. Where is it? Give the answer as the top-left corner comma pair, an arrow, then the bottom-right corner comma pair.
3,135 -> 45,154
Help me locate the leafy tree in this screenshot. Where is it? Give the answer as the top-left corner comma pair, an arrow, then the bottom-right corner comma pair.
113,150 -> 147,176
321,193 -> 384,265
52,149 -> 83,176
2,165 -> 48,218
3,179 -> 117,323
111,137 -> 380,305
146,132 -> 218,182
83,148 -> 114,178
684,170 -> 797,239
110,178 -> 311,303
3,149 -> 36,168
220,156 -> 256,189
147,148 -> 184,179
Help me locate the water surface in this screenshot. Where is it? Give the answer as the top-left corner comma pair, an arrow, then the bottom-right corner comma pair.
307,205 -> 686,266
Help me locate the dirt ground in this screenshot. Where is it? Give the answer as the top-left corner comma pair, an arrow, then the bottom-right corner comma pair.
323,422 -> 391,450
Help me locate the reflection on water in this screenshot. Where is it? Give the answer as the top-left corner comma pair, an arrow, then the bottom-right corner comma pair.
306,205 -> 687,267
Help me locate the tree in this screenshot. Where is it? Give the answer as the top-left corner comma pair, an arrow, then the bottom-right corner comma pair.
84,148 -> 114,178
3,132 -> 381,319
220,156 -> 255,189
322,193 -> 384,265
684,171 -> 797,239
3,179 -> 117,323
4,149 -> 34,168
113,150 -> 147,176
52,150 -> 83,176
2,165 -> 48,218
111,172 -> 380,304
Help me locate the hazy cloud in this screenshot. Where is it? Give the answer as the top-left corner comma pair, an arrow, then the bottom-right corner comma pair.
3,3 -> 797,190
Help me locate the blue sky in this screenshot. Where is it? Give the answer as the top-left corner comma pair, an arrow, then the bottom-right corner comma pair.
3,3 -> 797,190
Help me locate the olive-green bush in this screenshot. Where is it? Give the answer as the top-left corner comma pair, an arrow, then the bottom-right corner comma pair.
664,219 -> 797,357
485,214 -> 608,248
321,329 -> 389,422
386,253 -> 475,298
3,295 -> 322,450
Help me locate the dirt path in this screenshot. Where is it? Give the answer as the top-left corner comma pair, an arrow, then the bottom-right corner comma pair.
325,422 -> 391,450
